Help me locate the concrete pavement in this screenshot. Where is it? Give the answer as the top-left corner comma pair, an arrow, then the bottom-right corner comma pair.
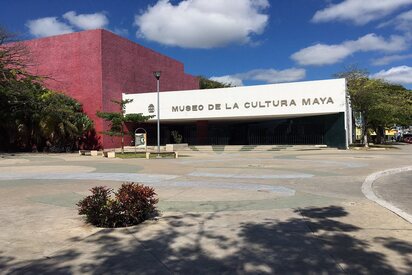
0,145 -> 412,274
372,170 -> 412,222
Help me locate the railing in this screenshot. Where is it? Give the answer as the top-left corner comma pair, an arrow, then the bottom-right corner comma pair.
169,133 -> 324,146
208,136 -> 230,145
248,135 -> 324,145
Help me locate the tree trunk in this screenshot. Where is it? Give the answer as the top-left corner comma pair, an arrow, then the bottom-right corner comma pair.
362,113 -> 369,148
363,132 -> 368,147
121,124 -> 124,154
375,126 -> 384,144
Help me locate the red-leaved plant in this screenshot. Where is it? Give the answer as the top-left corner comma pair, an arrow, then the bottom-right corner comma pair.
77,182 -> 158,228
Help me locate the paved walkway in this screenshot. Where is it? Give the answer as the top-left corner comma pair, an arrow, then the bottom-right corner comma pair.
373,170 -> 412,220
0,145 -> 412,274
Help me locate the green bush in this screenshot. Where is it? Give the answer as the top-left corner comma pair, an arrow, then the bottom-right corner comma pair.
77,183 -> 158,228
171,130 -> 183,144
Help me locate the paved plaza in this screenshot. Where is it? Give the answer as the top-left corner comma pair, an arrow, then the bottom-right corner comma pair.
0,145 -> 411,274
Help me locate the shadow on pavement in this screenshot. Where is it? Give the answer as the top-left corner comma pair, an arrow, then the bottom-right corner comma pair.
4,206 -> 412,274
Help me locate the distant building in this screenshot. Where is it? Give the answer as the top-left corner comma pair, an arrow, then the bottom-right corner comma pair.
22,29 -> 199,148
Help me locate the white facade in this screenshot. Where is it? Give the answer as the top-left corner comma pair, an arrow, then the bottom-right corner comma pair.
124,79 -> 347,121
123,78 -> 352,147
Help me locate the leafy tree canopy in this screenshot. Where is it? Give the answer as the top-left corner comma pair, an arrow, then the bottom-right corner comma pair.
96,99 -> 153,153
198,76 -> 232,89
336,68 -> 412,145
0,27 -> 94,152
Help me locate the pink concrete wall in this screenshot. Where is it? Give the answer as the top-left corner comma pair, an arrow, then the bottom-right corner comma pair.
100,30 -> 199,148
23,30 -> 104,139
22,29 -> 199,149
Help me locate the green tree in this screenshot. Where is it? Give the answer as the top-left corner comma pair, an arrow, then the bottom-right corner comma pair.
96,99 -> 152,153
367,82 -> 412,143
4,80 -> 93,151
0,27 -> 34,85
336,68 -> 412,146
0,27 -> 93,151
199,76 -> 233,89
39,91 -> 94,150
336,68 -> 371,146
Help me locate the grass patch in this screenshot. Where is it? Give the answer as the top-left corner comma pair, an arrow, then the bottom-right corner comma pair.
116,152 -> 146,159
189,146 -> 199,151
349,143 -> 400,150
212,145 -> 225,152
116,152 -> 190,159
369,144 -> 400,149
240,145 -> 257,151
148,153 -> 177,159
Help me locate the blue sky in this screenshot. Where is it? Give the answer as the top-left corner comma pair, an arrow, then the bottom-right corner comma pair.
2,0 -> 412,88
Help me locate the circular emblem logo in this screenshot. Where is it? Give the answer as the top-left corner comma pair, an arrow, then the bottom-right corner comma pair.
148,104 -> 155,113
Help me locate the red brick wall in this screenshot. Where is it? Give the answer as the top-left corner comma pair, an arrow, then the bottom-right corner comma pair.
100,30 -> 199,148
23,30 -> 104,136
22,29 -> 199,149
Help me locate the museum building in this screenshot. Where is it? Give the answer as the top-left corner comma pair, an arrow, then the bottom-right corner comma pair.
124,78 -> 353,149
23,29 -> 352,149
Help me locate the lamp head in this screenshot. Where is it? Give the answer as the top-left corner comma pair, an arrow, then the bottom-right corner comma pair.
153,71 -> 161,80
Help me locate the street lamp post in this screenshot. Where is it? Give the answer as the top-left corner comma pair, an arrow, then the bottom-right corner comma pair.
153,71 -> 161,157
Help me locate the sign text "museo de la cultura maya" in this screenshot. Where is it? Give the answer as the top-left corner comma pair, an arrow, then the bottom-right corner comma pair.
171,97 -> 335,113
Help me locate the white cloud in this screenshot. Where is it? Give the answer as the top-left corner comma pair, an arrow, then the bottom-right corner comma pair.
211,68 -> 306,86
210,76 -> 244,86
312,0 -> 412,25
134,0 -> 269,48
26,17 -> 74,38
62,11 -> 108,30
291,44 -> 351,66
113,28 -> 129,36
347,34 -> 407,52
27,11 -> 111,38
371,54 -> 412,66
371,65 -> 412,84
238,68 -> 306,83
379,9 -> 412,32
291,33 -> 407,66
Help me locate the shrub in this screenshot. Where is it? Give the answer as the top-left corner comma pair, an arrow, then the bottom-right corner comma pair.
171,130 -> 183,144
77,182 -> 158,228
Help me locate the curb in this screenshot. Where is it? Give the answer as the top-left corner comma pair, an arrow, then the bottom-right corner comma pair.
362,166 -> 412,224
